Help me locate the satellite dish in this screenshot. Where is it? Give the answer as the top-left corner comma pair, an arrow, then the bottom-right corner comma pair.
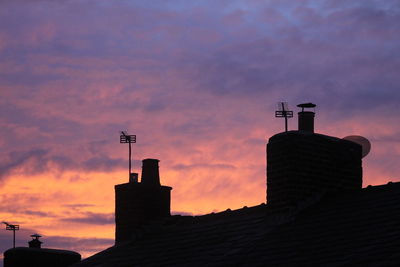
343,135 -> 371,158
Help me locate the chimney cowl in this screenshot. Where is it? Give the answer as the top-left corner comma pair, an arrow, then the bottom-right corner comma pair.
28,234 -> 42,249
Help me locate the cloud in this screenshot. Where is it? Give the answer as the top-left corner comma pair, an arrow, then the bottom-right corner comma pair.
171,211 -> 194,216
0,149 -> 49,180
63,203 -> 96,209
61,212 -> 114,225
43,235 -> 114,256
174,2 -> 400,119
172,163 -> 236,171
82,157 -> 125,172
0,147 -> 127,181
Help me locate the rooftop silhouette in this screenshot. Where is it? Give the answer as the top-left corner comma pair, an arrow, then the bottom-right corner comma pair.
70,102 -> 400,266
4,235 -> 81,267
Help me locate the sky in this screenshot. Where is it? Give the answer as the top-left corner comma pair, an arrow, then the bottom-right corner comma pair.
1,0 -> 400,262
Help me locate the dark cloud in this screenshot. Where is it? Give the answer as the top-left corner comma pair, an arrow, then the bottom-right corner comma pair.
43,235 -> 114,255
63,203 -> 96,209
0,149 -> 49,180
176,2 -> 400,118
61,212 -> 114,225
20,210 -> 55,217
171,211 -> 194,216
82,157 -> 125,172
370,132 -> 400,143
2,0 -> 398,134
0,148 -> 125,181
172,163 -> 236,171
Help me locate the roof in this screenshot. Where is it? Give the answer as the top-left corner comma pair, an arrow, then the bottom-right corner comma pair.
74,182 -> 400,267
4,246 -> 81,267
5,247 -> 81,257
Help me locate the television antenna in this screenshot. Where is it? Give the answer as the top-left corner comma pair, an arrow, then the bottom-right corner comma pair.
3,222 -> 19,248
275,102 -> 293,132
120,131 -> 136,180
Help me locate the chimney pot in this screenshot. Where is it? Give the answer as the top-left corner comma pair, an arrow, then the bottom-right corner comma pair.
298,111 -> 315,132
129,173 -> 138,183
141,159 -> 161,186
297,103 -> 316,132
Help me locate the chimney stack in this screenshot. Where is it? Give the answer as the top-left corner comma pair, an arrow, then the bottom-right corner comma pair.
115,159 -> 172,244
267,103 -> 362,208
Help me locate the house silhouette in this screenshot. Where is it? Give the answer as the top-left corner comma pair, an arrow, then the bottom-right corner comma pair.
4,234 -> 81,267
74,104 -> 400,266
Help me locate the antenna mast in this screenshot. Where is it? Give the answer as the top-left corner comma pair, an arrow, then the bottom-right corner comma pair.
3,222 -> 19,248
120,131 -> 137,181
275,102 -> 293,132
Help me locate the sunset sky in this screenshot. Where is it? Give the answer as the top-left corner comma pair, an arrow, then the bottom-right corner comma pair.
1,0 -> 400,261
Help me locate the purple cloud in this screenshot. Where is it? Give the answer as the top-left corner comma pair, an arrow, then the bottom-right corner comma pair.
0,148 -> 126,181
61,212 -> 114,225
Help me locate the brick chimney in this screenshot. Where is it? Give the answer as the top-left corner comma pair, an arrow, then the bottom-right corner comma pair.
115,158 -> 172,243
267,103 -> 362,208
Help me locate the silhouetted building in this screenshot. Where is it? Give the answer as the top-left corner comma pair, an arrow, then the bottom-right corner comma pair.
4,235 -> 81,267
115,158 -> 172,243
73,104 -> 400,266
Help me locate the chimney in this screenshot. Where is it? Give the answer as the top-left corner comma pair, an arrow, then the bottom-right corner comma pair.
115,158 -> 172,244
129,173 -> 138,183
28,234 -> 42,248
267,103 -> 362,208
141,159 -> 161,186
297,103 -> 316,132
